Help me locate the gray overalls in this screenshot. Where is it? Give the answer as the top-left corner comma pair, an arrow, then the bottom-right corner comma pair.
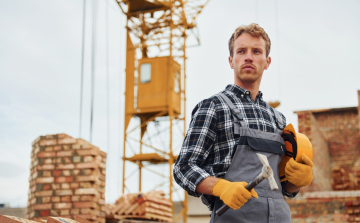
210,93 -> 291,223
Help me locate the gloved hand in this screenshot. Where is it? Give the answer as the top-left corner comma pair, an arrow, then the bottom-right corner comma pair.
285,153 -> 313,187
211,179 -> 258,210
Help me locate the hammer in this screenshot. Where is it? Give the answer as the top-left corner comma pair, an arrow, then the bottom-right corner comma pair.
216,153 -> 278,216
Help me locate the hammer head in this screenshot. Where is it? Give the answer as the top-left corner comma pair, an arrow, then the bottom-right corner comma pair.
256,153 -> 278,190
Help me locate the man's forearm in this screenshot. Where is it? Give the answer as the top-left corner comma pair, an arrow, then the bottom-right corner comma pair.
195,176 -> 220,195
285,181 -> 301,193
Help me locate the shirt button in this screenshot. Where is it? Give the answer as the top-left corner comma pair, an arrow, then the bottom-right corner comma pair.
246,91 -> 249,95
241,94 -> 244,98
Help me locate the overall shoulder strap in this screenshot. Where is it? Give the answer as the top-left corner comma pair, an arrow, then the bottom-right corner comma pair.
217,92 -> 247,128
271,107 -> 286,130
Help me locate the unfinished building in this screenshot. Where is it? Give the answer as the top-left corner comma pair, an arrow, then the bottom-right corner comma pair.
288,90 -> 360,222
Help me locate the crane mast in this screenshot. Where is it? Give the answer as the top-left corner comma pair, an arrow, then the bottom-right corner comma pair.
116,0 -> 209,222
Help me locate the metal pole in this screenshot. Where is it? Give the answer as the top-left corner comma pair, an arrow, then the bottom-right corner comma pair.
183,31 -> 188,223
122,18 -> 129,194
79,0 -> 86,139
168,1 -> 175,219
90,0 -> 98,143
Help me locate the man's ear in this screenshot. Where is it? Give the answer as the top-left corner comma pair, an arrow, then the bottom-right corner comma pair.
228,56 -> 234,69
264,56 -> 271,70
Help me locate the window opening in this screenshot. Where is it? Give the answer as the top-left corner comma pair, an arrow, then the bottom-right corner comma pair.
140,63 -> 151,83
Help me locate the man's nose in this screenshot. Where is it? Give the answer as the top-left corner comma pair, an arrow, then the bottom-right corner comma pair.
245,51 -> 253,62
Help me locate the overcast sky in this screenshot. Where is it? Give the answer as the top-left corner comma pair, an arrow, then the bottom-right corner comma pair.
1,0 -> 360,207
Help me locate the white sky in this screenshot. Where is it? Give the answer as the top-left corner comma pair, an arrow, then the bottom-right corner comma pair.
0,0 -> 360,207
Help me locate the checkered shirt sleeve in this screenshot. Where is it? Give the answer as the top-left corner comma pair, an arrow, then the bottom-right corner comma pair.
173,98 -> 218,197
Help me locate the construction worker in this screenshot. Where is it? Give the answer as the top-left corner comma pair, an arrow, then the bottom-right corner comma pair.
173,23 -> 313,222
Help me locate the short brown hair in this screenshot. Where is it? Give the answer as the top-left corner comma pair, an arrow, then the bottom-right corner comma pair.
228,23 -> 271,57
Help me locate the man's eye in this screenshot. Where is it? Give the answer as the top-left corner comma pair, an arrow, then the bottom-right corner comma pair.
254,50 -> 260,53
238,50 -> 243,53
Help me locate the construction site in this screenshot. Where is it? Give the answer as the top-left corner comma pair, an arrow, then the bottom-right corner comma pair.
1,0 -> 360,223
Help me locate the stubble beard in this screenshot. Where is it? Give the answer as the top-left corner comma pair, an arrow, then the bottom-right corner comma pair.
236,67 -> 261,83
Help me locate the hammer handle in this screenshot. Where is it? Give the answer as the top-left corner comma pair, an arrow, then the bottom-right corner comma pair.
215,175 -> 265,216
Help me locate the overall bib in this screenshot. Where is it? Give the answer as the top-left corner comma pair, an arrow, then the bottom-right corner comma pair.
210,93 -> 291,223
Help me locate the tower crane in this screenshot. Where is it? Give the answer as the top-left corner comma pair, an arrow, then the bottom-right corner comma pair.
115,0 -> 209,222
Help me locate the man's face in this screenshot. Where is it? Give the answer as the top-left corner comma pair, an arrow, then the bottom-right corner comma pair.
229,33 -> 271,85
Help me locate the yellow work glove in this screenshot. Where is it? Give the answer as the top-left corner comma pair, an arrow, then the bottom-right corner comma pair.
211,179 -> 258,210
285,153 -> 313,187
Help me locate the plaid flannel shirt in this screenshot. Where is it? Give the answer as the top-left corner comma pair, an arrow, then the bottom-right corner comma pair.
173,84 -> 298,211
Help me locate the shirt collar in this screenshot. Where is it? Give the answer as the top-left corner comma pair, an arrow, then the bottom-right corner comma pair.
225,84 -> 263,101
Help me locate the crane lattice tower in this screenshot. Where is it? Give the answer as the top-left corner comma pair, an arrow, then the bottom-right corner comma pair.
116,0 -> 209,222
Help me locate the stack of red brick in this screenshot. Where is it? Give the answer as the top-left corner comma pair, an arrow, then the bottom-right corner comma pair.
332,166 -> 360,191
25,134 -> 107,223
0,215 -> 92,223
105,191 -> 173,222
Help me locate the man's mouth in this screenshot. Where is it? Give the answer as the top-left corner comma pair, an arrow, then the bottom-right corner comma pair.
243,65 -> 254,70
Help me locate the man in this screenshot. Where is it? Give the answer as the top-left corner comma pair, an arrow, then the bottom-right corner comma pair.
173,23 -> 313,222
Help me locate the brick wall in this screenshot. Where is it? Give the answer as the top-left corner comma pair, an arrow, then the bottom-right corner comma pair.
26,134 -> 107,222
313,108 -> 360,169
296,91 -> 360,192
296,111 -> 332,192
297,111 -> 312,141
292,90 -> 360,222
287,191 -> 360,223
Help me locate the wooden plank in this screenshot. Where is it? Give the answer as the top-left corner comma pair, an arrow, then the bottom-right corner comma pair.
132,201 -> 172,215
46,217 -> 79,223
73,217 -> 90,223
0,215 -> 39,223
124,202 -> 139,215
143,213 -> 172,222
130,203 -> 143,216
116,202 -> 132,216
117,213 -> 172,222
138,207 -> 172,217
112,215 -> 127,220
118,194 -> 140,215
108,190 -> 173,221
142,195 -> 172,206
146,202 -> 172,212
